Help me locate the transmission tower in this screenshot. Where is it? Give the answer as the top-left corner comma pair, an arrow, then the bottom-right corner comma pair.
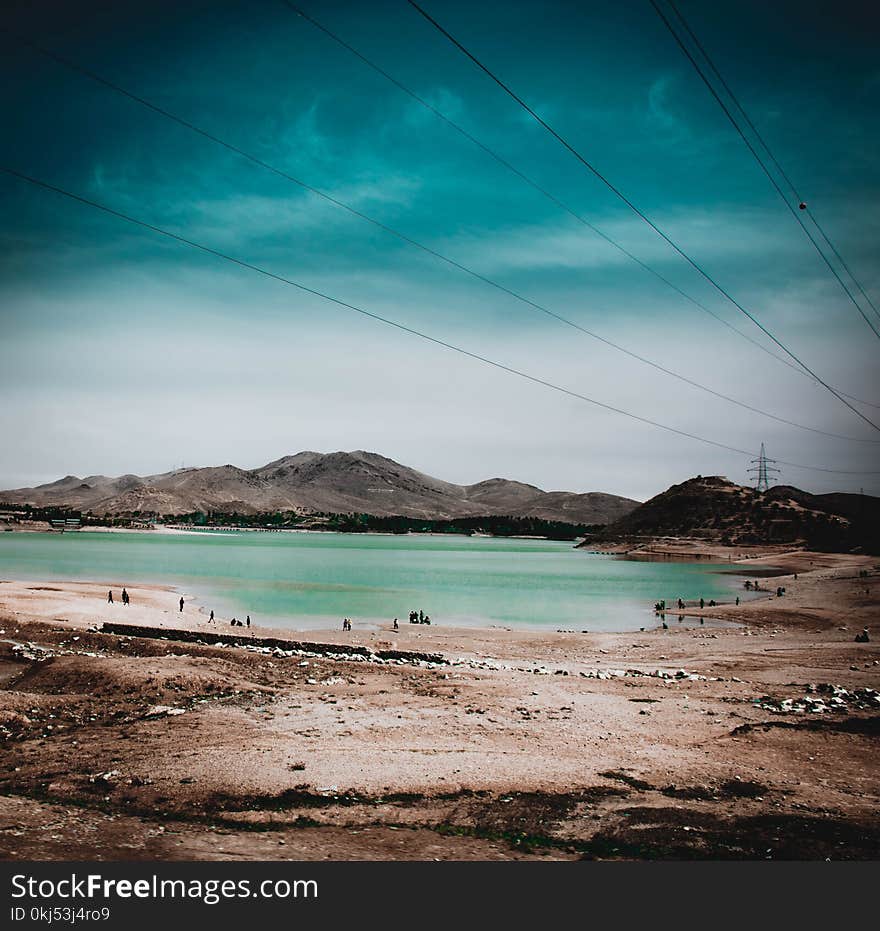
748,443 -> 781,492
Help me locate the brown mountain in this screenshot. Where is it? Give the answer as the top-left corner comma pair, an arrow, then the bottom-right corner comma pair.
583,475 -> 879,552
0,451 -> 638,524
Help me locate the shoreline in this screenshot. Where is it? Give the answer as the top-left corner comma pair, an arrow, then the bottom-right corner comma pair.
0,573 -> 763,636
2,523 -> 586,542
0,544 -> 874,647
0,538 -> 870,636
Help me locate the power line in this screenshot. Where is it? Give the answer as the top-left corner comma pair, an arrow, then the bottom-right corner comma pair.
405,0 -> 880,434
11,33 -> 876,445
649,0 -> 880,340
4,164 -> 878,478
282,3 -> 880,410
664,0 -> 880,327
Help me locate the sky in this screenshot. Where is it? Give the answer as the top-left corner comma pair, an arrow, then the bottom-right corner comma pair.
1,0 -> 878,500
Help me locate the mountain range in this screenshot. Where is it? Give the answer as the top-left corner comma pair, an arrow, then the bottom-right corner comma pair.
0,450 -> 639,525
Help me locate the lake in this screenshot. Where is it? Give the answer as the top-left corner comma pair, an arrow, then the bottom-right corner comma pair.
0,530 -> 750,631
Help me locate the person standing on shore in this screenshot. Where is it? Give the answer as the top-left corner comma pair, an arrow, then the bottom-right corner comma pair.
122,587 -> 129,606
107,589 -> 113,604
209,610 -> 214,624
246,615 -> 250,628
179,596 -> 184,612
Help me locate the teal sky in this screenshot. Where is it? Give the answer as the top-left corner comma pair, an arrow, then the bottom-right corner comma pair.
1,0 -> 878,499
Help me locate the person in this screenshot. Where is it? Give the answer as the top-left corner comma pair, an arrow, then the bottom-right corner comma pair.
735,596 -> 740,606
700,617 -> 704,625
678,598 -> 684,610
108,589 -> 113,604
661,620 -> 668,630
246,615 -> 250,628
122,587 -> 129,606
419,610 -> 424,623
393,618 -> 399,631
709,599 -> 716,607
423,615 -> 431,625
209,609 -> 214,624
855,628 -> 870,643
179,596 -> 184,612
699,597 -> 704,609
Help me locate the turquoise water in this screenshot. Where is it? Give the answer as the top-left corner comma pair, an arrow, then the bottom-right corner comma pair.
0,530 -> 748,631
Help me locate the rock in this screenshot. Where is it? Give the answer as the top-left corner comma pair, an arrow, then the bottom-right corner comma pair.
11,643 -> 54,663
144,705 -> 186,718
89,769 -> 122,784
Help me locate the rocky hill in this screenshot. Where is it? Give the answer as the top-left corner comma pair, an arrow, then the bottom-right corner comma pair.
0,451 -> 638,525
582,475 -> 879,552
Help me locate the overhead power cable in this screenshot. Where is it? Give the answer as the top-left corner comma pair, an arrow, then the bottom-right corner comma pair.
663,0 -> 880,327
649,0 -> 880,340
404,0 -> 880,433
11,33 -> 876,444
4,165 -> 878,477
282,2 -> 880,409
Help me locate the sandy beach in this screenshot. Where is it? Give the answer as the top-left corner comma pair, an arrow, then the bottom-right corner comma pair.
0,548 -> 877,860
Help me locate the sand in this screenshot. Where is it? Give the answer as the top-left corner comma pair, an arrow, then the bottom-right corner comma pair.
0,548 -> 877,860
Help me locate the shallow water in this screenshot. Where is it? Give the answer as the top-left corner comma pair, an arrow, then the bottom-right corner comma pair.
0,530 -> 751,631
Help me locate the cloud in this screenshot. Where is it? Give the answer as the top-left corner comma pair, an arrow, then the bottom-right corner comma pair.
646,73 -> 685,135
434,201 -> 814,278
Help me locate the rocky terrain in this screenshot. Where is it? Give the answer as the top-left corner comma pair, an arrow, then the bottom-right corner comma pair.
0,451 -> 637,524
581,476 -> 879,553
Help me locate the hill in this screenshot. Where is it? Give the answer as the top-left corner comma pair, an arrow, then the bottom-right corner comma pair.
0,451 -> 638,525
581,475 -> 880,552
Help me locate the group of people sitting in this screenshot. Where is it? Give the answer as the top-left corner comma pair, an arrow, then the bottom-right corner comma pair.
205,608 -> 250,628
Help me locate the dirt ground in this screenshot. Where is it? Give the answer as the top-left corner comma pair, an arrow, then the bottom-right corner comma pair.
0,547 -> 877,860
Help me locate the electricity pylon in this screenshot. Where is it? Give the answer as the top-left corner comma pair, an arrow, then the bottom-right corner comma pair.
748,443 -> 781,493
